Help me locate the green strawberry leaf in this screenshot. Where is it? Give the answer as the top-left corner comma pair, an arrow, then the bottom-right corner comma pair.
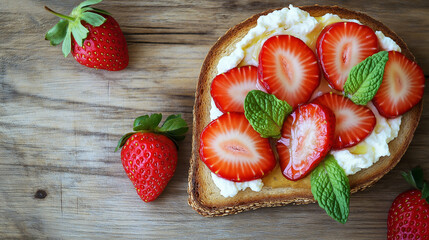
77,0 -> 103,9
45,0 -> 107,57
70,21 -> 89,47
133,115 -> 149,128
344,51 -> 389,105
62,28 -> 72,57
311,155 -> 350,224
402,166 -> 429,204
85,7 -> 111,15
421,183 -> 429,203
81,11 -> 106,27
402,166 -> 424,190
163,114 -> 182,125
115,132 -> 135,152
159,117 -> 188,133
133,114 -> 162,131
45,19 -> 69,46
165,133 -> 186,143
116,113 -> 189,152
244,90 -> 292,138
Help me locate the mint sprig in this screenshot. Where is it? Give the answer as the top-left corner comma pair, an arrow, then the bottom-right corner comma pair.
344,51 -> 389,105
115,113 -> 188,152
45,0 -> 110,57
244,90 -> 292,138
311,155 -> 351,224
402,166 -> 429,204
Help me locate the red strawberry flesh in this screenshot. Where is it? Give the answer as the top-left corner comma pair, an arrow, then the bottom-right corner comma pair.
277,103 -> 335,181
373,51 -> 425,118
199,112 -> 276,182
211,66 -> 259,113
316,22 -> 379,91
313,93 -> 376,150
258,35 -> 320,108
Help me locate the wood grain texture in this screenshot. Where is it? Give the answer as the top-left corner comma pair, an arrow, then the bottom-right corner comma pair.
0,0 -> 428,239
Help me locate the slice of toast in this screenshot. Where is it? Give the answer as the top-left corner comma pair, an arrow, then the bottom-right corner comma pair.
188,5 -> 423,217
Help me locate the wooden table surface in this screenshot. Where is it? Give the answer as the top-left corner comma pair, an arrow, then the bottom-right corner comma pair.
1,0 -> 428,239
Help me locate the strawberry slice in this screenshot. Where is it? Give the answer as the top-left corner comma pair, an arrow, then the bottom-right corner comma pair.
199,112 -> 276,182
258,35 -> 320,108
211,66 -> 259,113
373,51 -> 425,118
313,93 -> 376,150
316,22 -> 379,91
277,103 -> 335,181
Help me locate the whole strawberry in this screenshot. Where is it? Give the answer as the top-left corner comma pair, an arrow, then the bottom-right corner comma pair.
115,114 -> 188,202
45,0 -> 128,71
387,167 -> 429,239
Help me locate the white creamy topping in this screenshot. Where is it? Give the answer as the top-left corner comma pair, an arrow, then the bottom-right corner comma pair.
210,98 -> 224,120
217,5 -> 319,73
211,172 -> 263,198
375,31 -> 402,52
209,5 -> 403,197
331,103 -> 401,175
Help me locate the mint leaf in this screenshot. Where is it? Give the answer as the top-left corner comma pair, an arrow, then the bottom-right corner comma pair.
244,90 -> 292,138
311,155 -> 350,224
344,51 -> 389,105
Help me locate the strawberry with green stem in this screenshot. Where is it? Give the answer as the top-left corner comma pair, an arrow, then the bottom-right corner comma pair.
45,0 -> 128,71
387,166 -> 429,239
116,114 -> 188,202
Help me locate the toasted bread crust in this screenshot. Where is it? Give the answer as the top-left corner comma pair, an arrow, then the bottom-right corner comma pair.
188,5 -> 423,217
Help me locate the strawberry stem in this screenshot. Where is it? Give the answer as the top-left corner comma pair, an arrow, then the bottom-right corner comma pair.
44,6 -> 75,21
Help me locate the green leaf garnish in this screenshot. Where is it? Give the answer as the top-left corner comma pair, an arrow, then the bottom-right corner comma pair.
45,0 -> 107,57
115,113 -> 189,152
344,51 -> 389,105
244,90 -> 292,138
311,155 -> 350,224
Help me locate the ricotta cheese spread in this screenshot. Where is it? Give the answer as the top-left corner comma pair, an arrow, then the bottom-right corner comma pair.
211,172 -> 264,198
209,5 -> 402,197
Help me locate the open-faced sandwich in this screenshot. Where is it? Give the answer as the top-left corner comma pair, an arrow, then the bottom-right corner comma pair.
188,5 -> 425,221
